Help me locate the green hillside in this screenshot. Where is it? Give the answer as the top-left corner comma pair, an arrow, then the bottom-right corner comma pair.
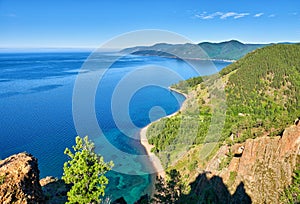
198,40 -> 265,60
146,44 -> 300,167
221,44 -> 300,141
121,40 -> 266,60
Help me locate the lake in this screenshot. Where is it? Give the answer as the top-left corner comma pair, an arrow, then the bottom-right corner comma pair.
0,52 -> 231,203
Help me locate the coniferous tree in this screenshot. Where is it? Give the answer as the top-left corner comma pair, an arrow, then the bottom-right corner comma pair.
62,136 -> 113,204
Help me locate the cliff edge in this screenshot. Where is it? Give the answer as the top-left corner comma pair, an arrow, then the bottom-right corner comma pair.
0,152 -> 44,204
205,120 -> 300,203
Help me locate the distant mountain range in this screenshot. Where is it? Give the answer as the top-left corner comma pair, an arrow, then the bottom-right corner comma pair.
121,40 -> 295,60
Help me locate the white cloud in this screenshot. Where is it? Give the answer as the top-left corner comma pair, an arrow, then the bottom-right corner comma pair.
220,12 -> 249,19
195,12 -> 223,20
220,12 -> 237,19
195,11 -> 249,20
268,14 -> 276,18
254,13 -> 264,17
233,13 -> 250,19
202,15 -> 214,19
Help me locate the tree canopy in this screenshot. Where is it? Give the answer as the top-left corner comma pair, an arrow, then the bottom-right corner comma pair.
62,136 -> 113,204
147,44 -> 300,168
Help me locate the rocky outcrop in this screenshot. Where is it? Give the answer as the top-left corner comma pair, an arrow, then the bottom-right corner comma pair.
0,152 -> 44,203
207,122 -> 300,204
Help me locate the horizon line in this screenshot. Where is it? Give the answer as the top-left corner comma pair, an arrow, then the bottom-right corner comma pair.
0,40 -> 298,52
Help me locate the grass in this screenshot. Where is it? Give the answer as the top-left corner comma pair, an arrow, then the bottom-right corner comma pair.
218,150 -> 233,171
228,171 -> 237,186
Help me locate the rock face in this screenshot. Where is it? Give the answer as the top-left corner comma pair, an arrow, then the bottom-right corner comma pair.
208,122 -> 300,204
0,152 -> 44,204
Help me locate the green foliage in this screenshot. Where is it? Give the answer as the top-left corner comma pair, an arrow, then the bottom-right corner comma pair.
188,160 -> 198,171
122,40 -> 266,60
147,104 -> 211,167
222,44 -> 300,142
147,44 -> 300,169
62,136 -> 113,204
199,40 -> 265,60
281,164 -> 300,204
147,104 -> 211,151
152,169 -> 185,204
218,151 -> 233,171
0,174 -> 6,185
172,77 -> 204,93
228,171 -> 237,186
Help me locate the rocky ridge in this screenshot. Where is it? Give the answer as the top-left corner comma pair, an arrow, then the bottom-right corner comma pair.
205,120 -> 300,203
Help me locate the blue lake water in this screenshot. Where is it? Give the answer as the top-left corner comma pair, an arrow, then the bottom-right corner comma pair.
0,52 -> 231,203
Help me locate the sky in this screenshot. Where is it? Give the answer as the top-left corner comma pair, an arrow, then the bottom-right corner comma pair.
0,0 -> 299,48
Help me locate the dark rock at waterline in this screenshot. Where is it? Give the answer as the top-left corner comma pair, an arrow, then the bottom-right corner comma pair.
40,176 -> 71,204
134,194 -> 150,204
112,196 -> 127,204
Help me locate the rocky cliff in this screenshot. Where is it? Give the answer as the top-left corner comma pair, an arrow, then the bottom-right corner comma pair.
0,152 -> 44,203
0,153 -> 131,204
205,120 -> 300,203
0,122 -> 298,203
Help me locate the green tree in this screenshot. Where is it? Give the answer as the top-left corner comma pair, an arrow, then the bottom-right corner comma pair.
281,164 -> 300,204
62,136 -> 113,204
152,169 -> 184,204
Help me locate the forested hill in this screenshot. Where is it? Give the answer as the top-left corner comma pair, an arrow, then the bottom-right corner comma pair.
121,40 -> 267,60
147,43 -> 300,167
198,40 -> 266,60
146,43 -> 300,203
220,43 -> 300,141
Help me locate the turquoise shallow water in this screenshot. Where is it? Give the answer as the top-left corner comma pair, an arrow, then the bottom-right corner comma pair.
0,52 -> 230,203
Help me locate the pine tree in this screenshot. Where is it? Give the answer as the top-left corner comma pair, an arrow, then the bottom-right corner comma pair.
62,136 -> 113,204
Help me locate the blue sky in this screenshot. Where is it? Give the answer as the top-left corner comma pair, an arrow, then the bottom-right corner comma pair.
0,0 -> 299,48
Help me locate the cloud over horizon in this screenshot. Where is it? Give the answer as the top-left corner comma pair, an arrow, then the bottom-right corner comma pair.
254,13 -> 264,17
195,11 -> 249,20
195,11 -> 263,20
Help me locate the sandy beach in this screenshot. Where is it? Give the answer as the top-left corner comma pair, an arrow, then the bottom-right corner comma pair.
140,125 -> 166,178
139,88 -> 187,179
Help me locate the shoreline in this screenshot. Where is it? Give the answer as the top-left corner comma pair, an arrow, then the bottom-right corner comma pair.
169,86 -> 188,98
121,52 -> 237,63
139,87 -> 187,179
